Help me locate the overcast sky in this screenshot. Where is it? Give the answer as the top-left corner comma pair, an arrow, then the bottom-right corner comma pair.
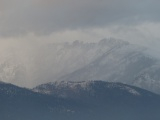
0,0 -> 160,55
0,0 -> 160,45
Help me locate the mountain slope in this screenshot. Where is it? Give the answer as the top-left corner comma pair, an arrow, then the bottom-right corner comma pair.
0,82 -> 92,120
33,80 -> 160,120
1,81 -> 160,120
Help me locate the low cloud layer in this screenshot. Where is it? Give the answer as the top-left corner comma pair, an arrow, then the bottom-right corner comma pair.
0,0 -> 160,36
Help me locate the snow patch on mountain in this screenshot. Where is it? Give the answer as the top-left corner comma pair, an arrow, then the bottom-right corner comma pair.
106,83 -> 141,96
33,81 -> 141,96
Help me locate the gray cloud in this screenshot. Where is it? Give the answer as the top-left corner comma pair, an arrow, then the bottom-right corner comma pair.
0,0 -> 160,36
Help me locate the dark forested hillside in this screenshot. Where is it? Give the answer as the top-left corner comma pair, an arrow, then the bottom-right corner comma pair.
0,81 -> 159,120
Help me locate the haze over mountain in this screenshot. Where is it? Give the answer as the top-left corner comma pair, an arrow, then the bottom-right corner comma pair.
1,80 -> 160,120
1,38 -> 160,94
0,38 -> 129,87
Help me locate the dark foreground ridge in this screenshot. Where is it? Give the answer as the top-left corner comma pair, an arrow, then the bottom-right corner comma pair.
1,80 -> 160,120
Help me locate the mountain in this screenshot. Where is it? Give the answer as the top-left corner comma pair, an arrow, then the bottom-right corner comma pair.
1,81 -> 160,120
31,39 -> 129,86
56,40 -> 160,94
1,38 -> 160,94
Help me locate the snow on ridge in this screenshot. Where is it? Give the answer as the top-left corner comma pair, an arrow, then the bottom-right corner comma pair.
123,86 -> 141,96
106,83 -> 141,96
34,81 -> 141,96
50,80 -> 93,89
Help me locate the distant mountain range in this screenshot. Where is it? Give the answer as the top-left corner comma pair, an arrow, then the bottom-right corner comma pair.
1,38 -> 160,94
1,80 -> 160,120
